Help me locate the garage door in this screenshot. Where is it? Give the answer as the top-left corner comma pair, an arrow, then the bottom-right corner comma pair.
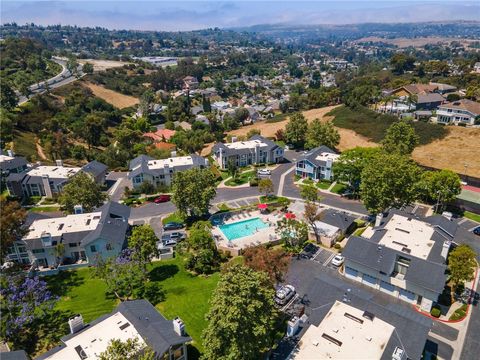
399,288 -> 417,303
379,280 -> 395,294
362,273 -> 378,288
345,266 -> 358,279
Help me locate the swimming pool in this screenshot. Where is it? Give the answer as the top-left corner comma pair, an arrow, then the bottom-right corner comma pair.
219,217 -> 269,241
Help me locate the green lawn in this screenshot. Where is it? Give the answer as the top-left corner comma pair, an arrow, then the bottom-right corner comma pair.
316,180 -> 332,190
331,183 -> 348,194
46,257 -> 220,354
162,212 -> 185,224
328,105 -> 447,145
28,206 -> 61,213
464,211 -> 480,223
225,170 -> 256,186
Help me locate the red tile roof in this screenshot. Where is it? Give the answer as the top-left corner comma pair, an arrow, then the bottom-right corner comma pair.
143,129 -> 176,142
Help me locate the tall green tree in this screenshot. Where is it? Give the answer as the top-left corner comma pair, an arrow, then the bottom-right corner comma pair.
360,153 -> 421,214
83,113 -> 105,149
276,218 -> 309,252
0,198 -> 28,262
128,225 -> 159,271
258,178 -> 274,198
184,221 -> 221,274
300,184 -> 319,202
171,168 -> 216,218
381,120 -> 419,155
332,147 -> 381,193
227,159 -> 239,180
0,82 -> 18,110
202,264 -> 278,360
99,338 -> 155,360
419,169 -> 462,211
448,244 -> 477,291
284,112 -> 308,149
59,172 -> 107,213
305,119 -> 340,150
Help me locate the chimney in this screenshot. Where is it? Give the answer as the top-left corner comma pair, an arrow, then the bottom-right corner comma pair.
170,150 -> 177,158
287,316 -> 301,337
231,136 -> 237,143
173,317 -> 186,336
7,149 -> 14,157
56,159 -> 64,167
375,213 -> 383,227
68,314 -> 84,334
74,204 -> 83,214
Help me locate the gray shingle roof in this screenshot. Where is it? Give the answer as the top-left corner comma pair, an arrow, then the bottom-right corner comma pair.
81,160 -> 107,178
320,209 -> 356,232
1,350 -> 30,360
212,135 -> 279,157
298,145 -> 336,168
0,156 -> 28,172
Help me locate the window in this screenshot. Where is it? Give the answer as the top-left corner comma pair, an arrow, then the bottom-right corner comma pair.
106,243 -> 113,251
18,246 -> 27,253
90,245 -> 97,253
69,243 -> 78,248
32,249 -> 45,254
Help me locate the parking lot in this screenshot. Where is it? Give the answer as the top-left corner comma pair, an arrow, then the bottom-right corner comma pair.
300,243 -> 338,269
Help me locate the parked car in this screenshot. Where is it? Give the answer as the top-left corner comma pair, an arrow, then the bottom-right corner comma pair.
257,169 -> 272,176
163,222 -> 185,231
473,226 -> 480,236
154,195 -> 171,203
275,285 -> 296,306
331,254 -> 345,267
168,232 -> 186,240
162,239 -> 177,247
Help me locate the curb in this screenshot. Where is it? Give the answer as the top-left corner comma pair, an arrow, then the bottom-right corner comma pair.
412,266 -> 479,323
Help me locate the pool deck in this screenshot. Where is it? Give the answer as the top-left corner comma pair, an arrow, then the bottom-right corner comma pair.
212,210 -> 281,255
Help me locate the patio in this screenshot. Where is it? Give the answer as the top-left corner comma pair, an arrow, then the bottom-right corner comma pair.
211,209 -> 283,255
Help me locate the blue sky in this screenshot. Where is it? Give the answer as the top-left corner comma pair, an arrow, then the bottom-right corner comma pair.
1,1 -> 479,31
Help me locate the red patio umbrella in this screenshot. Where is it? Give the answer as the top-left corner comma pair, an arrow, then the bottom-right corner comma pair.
257,203 -> 268,210
285,212 -> 296,219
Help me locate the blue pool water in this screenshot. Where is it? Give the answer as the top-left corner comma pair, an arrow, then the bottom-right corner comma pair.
219,217 -> 269,241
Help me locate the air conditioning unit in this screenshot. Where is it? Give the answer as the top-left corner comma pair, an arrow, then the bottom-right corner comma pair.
68,314 -> 84,334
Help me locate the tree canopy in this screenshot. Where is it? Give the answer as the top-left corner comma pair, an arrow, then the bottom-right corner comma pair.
258,178 -> 274,198
128,225 -> 159,271
0,198 -> 27,262
419,169 -> 462,211
360,153 -> 421,214
243,247 -> 290,284
99,338 -> 155,360
305,119 -> 340,150
284,112 -> 308,149
59,172 -> 107,213
202,264 -> 278,360
171,168 -> 217,218
381,120 -> 419,155
448,244 -> 477,290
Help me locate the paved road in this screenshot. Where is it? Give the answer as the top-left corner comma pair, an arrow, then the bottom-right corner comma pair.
460,274 -> 480,360
18,57 -> 84,104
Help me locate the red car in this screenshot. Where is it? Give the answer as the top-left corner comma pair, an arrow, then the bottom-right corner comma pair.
154,195 -> 171,203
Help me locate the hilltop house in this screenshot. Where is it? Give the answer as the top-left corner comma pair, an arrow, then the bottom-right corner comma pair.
0,151 -> 28,175
128,154 -> 208,189
435,99 -> 480,126
342,211 -> 456,312
295,146 -> 339,181
6,160 -> 107,199
6,202 -> 130,271
36,300 -> 191,360
183,76 -> 199,90
212,135 -> 284,169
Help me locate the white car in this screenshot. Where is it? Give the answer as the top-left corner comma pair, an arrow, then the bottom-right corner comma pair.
257,169 -> 272,176
331,254 -> 345,267
275,285 -> 296,306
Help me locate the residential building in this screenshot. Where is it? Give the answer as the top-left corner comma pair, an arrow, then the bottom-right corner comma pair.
183,75 -> 199,90
286,300 -> 429,360
128,154 -> 208,189
416,92 -> 445,110
6,202 -> 130,270
212,135 -> 284,169
0,151 -> 28,175
435,99 -> 480,126
143,128 -> 176,142
310,210 -> 356,247
211,101 -> 231,112
6,160 -> 107,199
342,212 -> 456,312
37,300 -> 191,360
295,146 -> 339,181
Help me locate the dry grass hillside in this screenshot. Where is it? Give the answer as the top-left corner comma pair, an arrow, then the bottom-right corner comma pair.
84,82 -> 139,109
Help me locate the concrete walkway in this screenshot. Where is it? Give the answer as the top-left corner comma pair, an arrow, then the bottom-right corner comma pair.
277,166 -> 295,196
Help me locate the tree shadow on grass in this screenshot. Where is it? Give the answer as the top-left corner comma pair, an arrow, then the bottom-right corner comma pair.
149,264 -> 179,282
46,270 -> 84,297
187,344 -> 201,360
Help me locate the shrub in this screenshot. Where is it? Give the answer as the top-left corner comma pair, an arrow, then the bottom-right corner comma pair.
333,243 -> 342,250
449,304 -> 468,321
249,178 -> 259,187
303,178 -> 314,185
430,307 -> 441,318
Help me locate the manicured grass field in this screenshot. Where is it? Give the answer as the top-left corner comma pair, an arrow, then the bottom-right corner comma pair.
28,206 -> 61,213
316,180 -> 331,190
162,212 -> 185,224
464,211 -> 480,223
47,257 -> 219,354
225,170 -> 256,186
331,183 -> 348,194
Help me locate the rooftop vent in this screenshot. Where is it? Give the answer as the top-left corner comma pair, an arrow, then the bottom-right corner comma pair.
74,205 -> 83,214
68,314 -> 84,334
322,333 -> 342,347
344,312 -> 364,324
74,345 -> 87,360
119,322 -> 131,330
362,311 -> 375,321
392,347 -> 405,360
395,228 -> 410,234
401,247 -> 411,254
